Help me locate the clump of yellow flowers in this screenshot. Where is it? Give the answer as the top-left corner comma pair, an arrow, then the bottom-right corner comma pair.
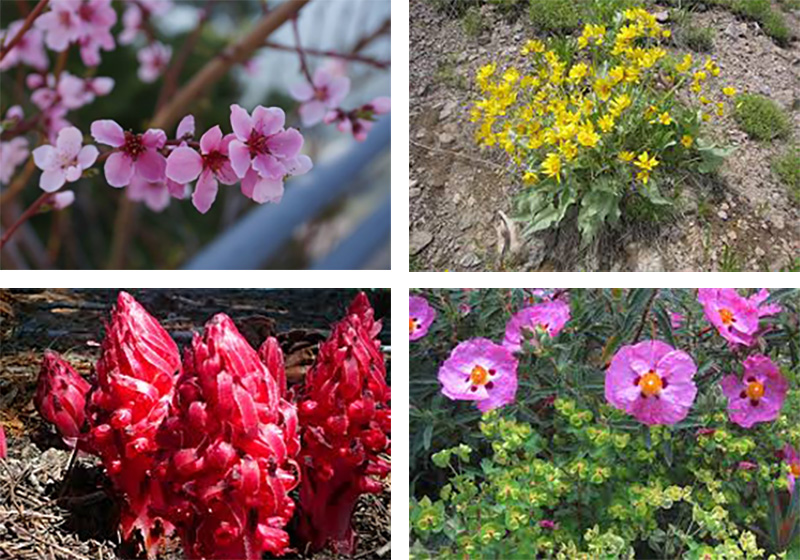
470,8 -> 735,243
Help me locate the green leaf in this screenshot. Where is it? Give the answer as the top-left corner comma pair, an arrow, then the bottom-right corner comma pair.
423,423 -> 433,451
577,182 -> 621,244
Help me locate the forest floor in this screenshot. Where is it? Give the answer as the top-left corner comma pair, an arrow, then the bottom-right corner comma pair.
409,0 -> 800,271
0,289 -> 391,560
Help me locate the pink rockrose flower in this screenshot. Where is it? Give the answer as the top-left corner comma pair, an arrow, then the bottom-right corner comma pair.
605,340 -> 698,426
720,354 -> 787,429
0,20 -> 49,71
91,120 -> 167,187
438,338 -> 518,412
166,125 -> 238,214
137,41 -> 171,83
32,126 -> 98,192
736,461 -> 758,471
539,520 -> 557,530
34,0 -> 83,51
228,104 -> 305,180
126,176 -> 171,212
409,296 -> 436,341
459,303 -> 471,316
290,68 -> 351,127
503,300 -> 570,354
784,445 -> 800,495
697,289 -> 781,346
0,137 -> 30,185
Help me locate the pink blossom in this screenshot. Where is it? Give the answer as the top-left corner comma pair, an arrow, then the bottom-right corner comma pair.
784,445 -> 800,494
57,72 -> 114,109
697,289 -> 781,346
32,126 -> 98,192
0,137 -> 30,185
229,104 -> 305,179
0,20 -> 49,71
503,300 -> 571,354
52,190 -> 75,209
74,0 -> 117,66
91,120 -> 167,187
670,311 -> 684,329
137,41 -> 171,83
605,340 -> 697,426
166,126 -> 238,214
126,176 -> 171,212
409,295 -> 436,341
5,105 -> 24,122
720,354 -> 787,429
324,97 -> 390,142
290,68 -> 351,127
118,3 -> 142,45
41,105 -> 72,144
35,0 -> 84,52
439,338 -> 518,412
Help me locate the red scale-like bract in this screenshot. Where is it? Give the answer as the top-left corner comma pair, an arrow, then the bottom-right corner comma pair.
35,350 -> 92,447
295,292 -> 391,554
85,291 -> 181,554
155,314 -> 300,560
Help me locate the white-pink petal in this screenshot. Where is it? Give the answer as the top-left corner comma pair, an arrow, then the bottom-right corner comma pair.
299,101 -> 327,127
40,168 -> 66,192
91,119 -> 125,147
230,104 -> 253,140
136,149 -> 166,182
105,152 -> 134,187
142,128 -> 167,149
200,125 -> 223,154
288,81 -> 314,102
228,140 -> 251,179
253,106 -> 285,136
192,170 -> 218,214
32,145 -> 56,170
78,145 -> 99,168
56,126 -> 83,158
176,114 -> 195,139
327,76 -> 351,106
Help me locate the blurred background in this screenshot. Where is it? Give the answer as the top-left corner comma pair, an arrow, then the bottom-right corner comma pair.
0,0 -> 391,270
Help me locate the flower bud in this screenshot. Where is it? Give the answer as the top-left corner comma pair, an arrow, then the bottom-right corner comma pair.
35,351 -> 91,447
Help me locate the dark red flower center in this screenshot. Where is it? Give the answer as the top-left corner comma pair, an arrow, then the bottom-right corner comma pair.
247,130 -> 269,158
122,131 -> 146,160
203,150 -> 227,174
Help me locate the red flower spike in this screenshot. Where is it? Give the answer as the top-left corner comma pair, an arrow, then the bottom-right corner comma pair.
259,336 -> 287,398
86,291 -> 181,556
157,314 -> 299,560
35,350 -> 92,448
295,292 -> 391,554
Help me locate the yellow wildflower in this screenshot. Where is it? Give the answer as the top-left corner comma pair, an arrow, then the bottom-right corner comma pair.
609,66 -> 625,85
722,86 -> 736,97
521,39 -> 545,55
503,68 -> 520,84
662,29 -> 671,38
676,54 -> 693,74
618,151 -> 635,163
558,140 -> 578,161
598,114 -> 615,133
523,171 -> 539,185
657,112 -> 673,125
716,102 -> 724,116
593,78 -> 613,101
636,170 -> 652,184
634,151 -> 659,173
568,63 -> 589,84
609,94 -> 632,117
576,125 -> 600,148
541,152 -> 562,183
681,135 -> 693,148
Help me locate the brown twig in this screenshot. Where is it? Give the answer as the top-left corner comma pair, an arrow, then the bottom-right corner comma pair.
0,156 -> 37,206
262,41 -> 389,69
0,192 -> 52,250
350,18 -> 390,54
155,1 -> 215,113
632,289 -> 659,344
0,0 -> 49,62
291,16 -> 314,85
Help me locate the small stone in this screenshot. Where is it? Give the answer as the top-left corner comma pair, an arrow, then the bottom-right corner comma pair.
727,231 -> 737,241
720,202 -> 729,211
653,10 -> 669,22
409,187 -> 422,199
409,179 -> 419,189
409,230 -> 434,255
717,210 -> 729,220
439,100 -> 458,121
755,247 -> 766,258
459,252 -> 482,267
439,133 -> 455,145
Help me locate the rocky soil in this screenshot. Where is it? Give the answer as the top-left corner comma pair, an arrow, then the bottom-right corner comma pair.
409,0 -> 800,271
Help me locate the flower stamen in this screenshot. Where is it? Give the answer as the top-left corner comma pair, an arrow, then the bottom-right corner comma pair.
639,370 -> 663,397
470,365 -> 489,386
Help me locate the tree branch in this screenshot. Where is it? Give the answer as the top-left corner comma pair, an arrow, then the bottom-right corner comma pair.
0,192 -> 52,250
291,16 -> 313,85
0,0 -> 49,62
262,41 -> 389,69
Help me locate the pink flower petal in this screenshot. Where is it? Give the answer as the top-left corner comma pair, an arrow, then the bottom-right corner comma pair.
176,114 -> 195,139
40,168 -> 66,192
32,145 -> 55,170
299,101 -> 327,127
327,76 -> 350,106
91,119 -> 125,147
289,81 -> 314,102
284,154 -> 312,176
253,154 -> 285,180
192,170 -> 218,214
251,176 -> 284,204
52,190 -> 75,210
266,129 -> 303,159
56,126 -> 83,158
166,146 -> 203,184
371,96 -> 391,114
228,140 -> 251,178
215,161 -> 239,185
145,183 -> 170,212
64,165 -> 82,182
313,68 -> 332,88
230,104 -> 253,140
142,128 -> 167,149
104,152 -> 135,187
78,145 -> 98,168
253,106 -> 285,136
200,125 -> 223,154
136,149 -> 167,182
